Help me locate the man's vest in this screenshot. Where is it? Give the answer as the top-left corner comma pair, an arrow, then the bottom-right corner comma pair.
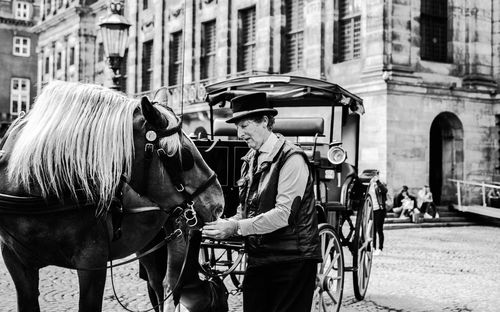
238,135 -> 321,267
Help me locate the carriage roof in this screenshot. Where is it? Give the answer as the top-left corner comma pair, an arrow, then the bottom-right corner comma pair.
204,75 -> 364,115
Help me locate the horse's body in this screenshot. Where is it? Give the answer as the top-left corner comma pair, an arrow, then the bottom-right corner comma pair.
0,81 -> 225,312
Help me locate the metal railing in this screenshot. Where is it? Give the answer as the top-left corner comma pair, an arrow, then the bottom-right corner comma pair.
449,179 -> 500,208
449,179 -> 500,219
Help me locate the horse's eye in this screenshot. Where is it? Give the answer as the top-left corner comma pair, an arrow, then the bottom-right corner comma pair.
181,147 -> 194,171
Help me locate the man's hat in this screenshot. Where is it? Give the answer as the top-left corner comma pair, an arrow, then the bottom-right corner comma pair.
226,92 -> 278,124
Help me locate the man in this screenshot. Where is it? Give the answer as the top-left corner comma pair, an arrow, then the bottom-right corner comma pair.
369,171 -> 388,255
202,92 -> 321,312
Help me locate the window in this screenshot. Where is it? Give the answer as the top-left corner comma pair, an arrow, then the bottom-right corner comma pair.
143,0 -> 149,10
69,46 -> 75,65
237,7 -> 256,73
56,51 -> 62,70
421,0 -> 448,62
97,42 -> 104,62
336,0 -> 361,62
283,0 -> 304,72
44,57 -> 50,74
13,36 -> 30,57
10,78 -> 30,116
201,20 -> 216,80
14,1 -> 30,20
169,31 -> 183,86
142,41 -> 153,92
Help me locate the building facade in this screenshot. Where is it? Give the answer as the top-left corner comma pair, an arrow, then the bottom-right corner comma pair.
33,0 -> 500,205
32,0 -> 114,93
0,0 -> 40,135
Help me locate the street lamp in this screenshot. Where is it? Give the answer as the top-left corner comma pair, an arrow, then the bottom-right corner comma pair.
98,0 -> 131,90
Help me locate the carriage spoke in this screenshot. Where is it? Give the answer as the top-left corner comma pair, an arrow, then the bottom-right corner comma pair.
321,295 -> 328,311
323,252 -> 337,275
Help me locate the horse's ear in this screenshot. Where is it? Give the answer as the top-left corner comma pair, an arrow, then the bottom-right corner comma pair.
152,87 -> 169,107
141,96 -> 169,129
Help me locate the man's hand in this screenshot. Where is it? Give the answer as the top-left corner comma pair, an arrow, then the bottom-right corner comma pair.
202,218 -> 238,240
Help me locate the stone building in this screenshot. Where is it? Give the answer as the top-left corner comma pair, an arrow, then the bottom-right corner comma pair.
33,0 -> 500,205
32,0 -> 114,92
0,0 -> 40,135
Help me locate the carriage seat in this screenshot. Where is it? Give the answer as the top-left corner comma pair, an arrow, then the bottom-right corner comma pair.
213,117 -> 324,137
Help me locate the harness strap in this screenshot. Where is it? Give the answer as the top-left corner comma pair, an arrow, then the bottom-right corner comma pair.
0,193 -> 92,214
142,142 -> 155,195
125,206 -> 161,213
110,175 -> 127,241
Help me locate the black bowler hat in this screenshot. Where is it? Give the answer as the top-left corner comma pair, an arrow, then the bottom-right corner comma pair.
226,92 -> 278,123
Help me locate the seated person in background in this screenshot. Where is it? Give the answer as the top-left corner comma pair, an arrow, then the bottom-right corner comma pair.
487,188 -> 500,207
392,190 -> 414,219
417,185 -> 439,218
394,185 -> 418,209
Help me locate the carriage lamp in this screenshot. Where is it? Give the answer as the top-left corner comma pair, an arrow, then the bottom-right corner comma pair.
327,145 -> 347,165
98,0 -> 131,90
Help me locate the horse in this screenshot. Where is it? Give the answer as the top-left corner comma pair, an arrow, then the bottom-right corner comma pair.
0,80 -> 225,312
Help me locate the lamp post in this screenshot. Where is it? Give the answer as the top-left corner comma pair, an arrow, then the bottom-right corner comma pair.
98,0 -> 131,90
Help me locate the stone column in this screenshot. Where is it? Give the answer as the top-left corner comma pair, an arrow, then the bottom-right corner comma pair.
153,0 -> 164,89
256,0 -> 273,73
303,0 -> 323,78
362,0 -> 385,77
36,48 -> 43,95
126,0 -> 137,94
463,1 -> 497,89
216,0 -> 230,79
492,0 -> 500,83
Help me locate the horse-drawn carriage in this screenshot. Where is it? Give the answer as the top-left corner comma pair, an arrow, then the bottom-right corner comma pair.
193,75 -> 376,311
0,76 -> 375,312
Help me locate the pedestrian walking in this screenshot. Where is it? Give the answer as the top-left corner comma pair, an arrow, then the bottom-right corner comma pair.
202,92 -> 322,312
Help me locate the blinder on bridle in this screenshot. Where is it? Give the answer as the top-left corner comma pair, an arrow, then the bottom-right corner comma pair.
139,97 -> 217,222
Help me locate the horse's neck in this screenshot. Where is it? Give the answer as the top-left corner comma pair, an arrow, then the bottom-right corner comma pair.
0,124 -> 44,197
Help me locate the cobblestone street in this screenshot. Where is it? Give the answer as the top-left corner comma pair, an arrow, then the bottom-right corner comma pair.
1,225 -> 499,311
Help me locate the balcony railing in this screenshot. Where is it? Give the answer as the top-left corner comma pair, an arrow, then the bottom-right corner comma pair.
132,70 -> 266,112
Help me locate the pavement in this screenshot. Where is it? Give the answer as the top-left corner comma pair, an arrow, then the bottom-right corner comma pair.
1,225 -> 500,311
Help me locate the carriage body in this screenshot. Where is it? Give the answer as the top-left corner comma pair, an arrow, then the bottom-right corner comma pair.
196,75 -> 367,218
194,75 -> 376,311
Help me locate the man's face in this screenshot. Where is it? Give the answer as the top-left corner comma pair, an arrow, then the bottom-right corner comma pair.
236,117 -> 270,150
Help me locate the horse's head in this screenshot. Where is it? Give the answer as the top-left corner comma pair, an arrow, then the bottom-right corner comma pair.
130,96 -> 224,226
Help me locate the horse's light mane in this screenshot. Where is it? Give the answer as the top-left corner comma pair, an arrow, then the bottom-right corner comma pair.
7,81 -> 138,213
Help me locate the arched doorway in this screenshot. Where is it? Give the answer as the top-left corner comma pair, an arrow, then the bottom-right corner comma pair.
429,112 -> 464,205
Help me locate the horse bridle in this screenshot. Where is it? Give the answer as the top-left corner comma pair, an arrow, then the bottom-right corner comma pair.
109,104 -> 218,241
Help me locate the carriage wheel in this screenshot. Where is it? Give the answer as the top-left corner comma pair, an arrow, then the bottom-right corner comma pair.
352,194 -> 374,300
312,224 -> 344,312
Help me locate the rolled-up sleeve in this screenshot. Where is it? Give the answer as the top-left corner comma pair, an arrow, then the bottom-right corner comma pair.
238,154 -> 309,235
